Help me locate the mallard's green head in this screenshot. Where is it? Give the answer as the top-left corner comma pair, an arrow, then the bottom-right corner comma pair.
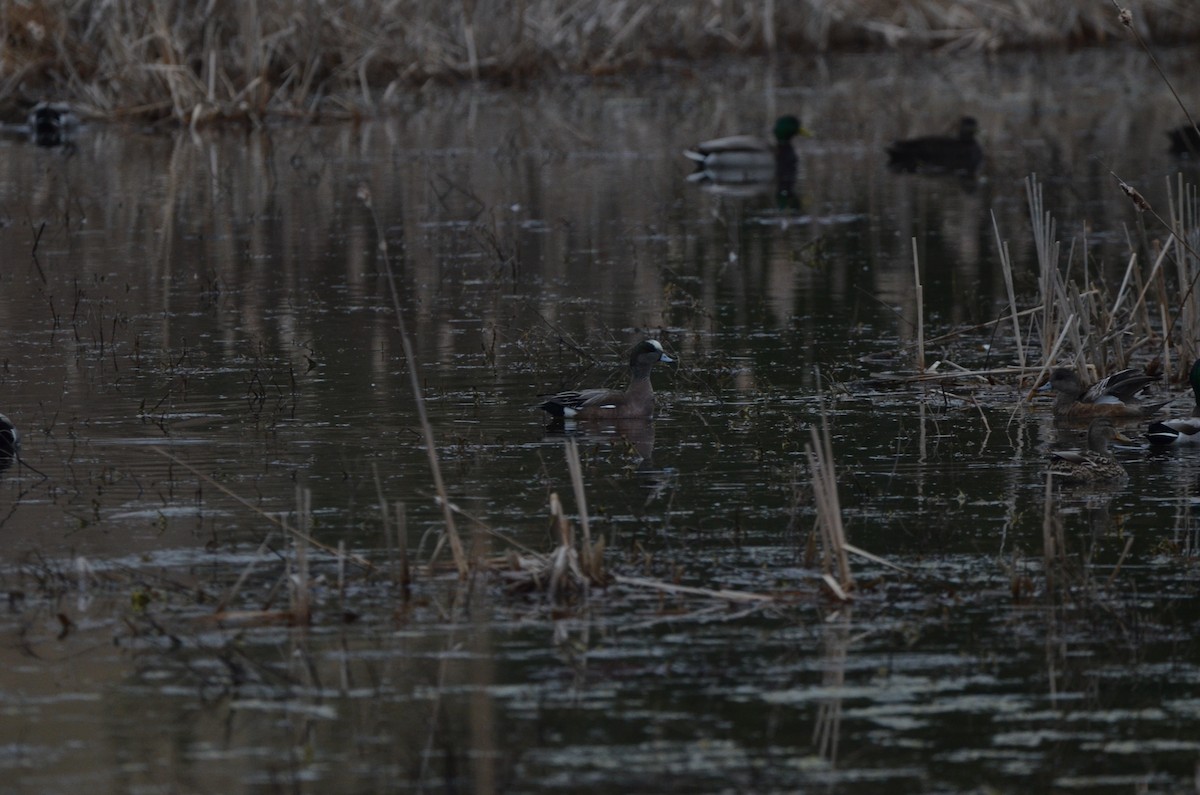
1189,358 -> 1200,395
773,115 -> 803,142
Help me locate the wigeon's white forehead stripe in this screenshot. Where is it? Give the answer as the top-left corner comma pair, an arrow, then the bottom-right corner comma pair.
648,339 -> 664,352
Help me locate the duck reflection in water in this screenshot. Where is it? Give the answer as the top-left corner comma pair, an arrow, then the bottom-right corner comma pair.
544,417 -> 656,469
0,413 -> 19,474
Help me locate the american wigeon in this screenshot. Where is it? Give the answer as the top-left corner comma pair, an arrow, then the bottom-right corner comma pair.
887,116 -> 983,175
1147,358 -> 1200,445
1039,366 -> 1166,419
1048,418 -> 1130,483
538,339 -> 675,421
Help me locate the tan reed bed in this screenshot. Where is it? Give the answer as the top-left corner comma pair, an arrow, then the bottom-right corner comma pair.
1103,1 -> 1200,382
2,1 -> 1199,123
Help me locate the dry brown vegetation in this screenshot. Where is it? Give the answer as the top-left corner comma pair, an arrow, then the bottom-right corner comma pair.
0,1 -> 1196,125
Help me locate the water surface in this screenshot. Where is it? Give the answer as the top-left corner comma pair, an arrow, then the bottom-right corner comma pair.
3,50 -> 1200,793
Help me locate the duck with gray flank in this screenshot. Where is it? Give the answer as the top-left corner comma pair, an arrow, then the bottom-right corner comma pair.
1147,358 -> 1200,445
1039,366 -> 1167,420
1048,418 -> 1130,483
539,339 -> 674,421
887,116 -> 983,174
684,115 -> 805,186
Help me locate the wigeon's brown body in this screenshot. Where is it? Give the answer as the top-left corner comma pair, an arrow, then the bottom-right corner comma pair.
539,339 -> 675,421
1041,367 -> 1166,420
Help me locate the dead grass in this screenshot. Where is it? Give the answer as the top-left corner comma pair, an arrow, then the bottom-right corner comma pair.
1,1 -> 1197,124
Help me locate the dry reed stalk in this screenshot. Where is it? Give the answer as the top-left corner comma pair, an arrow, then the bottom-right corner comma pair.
1124,254 -> 1158,360
215,530 -> 276,613
291,485 -> 312,624
374,462 -> 394,579
1014,172 -> 1165,388
1065,283 -> 1102,373
395,501 -> 411,598
207,487 -> 318,624
874,364 -> 1042,385
1156,268 -> 1171,376
1104,535 -> 1136,589
561,439 -> 607,587
923,306 -> 1041,347
1025,314 -> 1076,391
338,539 -> 346,616
812,613 -> 850,765
545,491 -> 590,601
842,542 -> 910,575
358,184 -> 467,577
1125,240 -> 1174,355
805,382 -> 853,599
1112,172 -> 1200,360
373,464 -> 412,593
912,237 -> 925,372
992,210 -> 1026,371
1026,176 -> 1067,362
563,438 -> 591,553
1041,472 -> 1057,595
1108,253 -> 1139,329
1112,1 -> 1198,139
1167,175 -> 1200,370
610,574 -> 776,604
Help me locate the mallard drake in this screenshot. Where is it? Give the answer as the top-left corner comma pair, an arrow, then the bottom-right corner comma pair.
1167,124 -> 1200,156
1039,366 -> 1167,419
27,101 -> 77,147
1049,418 -> 1130,483
1147,358 -> 1200,445
684,115 -> 804,185
887,116 -> 983,174
539,339 -> 675,421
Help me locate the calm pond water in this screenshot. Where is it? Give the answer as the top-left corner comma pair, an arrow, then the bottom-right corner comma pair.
3,50 -> 1200,793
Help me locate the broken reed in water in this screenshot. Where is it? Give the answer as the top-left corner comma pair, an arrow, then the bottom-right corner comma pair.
3,1 -> 1199,123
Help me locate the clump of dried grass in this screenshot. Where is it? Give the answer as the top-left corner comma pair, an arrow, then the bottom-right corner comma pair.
988,173 -> 1168,394
493,439 -> 608,601
2,1 -> 1199,124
